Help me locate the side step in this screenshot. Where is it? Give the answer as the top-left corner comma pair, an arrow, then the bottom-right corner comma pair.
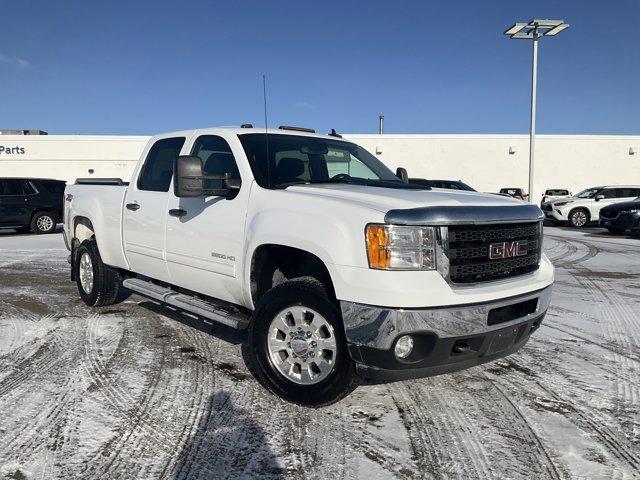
122,278 -> 250,330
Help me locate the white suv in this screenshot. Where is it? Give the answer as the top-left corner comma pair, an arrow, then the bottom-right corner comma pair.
542,185 -> 640,227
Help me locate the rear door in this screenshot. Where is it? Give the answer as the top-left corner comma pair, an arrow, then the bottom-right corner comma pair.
0,179 -> 31,227
123,136 -> 186,282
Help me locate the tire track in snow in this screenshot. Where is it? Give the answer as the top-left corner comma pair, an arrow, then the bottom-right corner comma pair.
542,232 -> 640,469
76,312 -> 185,478
391,378 -> 496,479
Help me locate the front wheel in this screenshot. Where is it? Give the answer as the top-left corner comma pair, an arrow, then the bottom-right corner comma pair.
75,240 -> 120,307
568,209 -> 590,228
249,278 -> 357,407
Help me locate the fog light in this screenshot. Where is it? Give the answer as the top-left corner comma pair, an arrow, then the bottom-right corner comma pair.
394,335 -> 414,359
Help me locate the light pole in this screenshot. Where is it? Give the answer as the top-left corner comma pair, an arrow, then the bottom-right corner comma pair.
504,19 -> 569,203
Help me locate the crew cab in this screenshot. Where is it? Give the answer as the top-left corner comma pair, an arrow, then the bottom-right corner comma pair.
542,185 -> 640,227
0,177 -> 65,234
63,126 -> 554,406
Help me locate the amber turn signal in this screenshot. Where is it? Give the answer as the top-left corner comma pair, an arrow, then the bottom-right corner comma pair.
366,224 -> 390,269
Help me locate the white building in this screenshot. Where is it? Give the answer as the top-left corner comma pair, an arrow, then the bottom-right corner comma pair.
0,133 -> 148,183
348,134 -> 640,200
1,131 -> 638,201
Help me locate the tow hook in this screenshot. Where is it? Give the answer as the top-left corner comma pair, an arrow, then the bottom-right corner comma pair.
452,341 -> 470,354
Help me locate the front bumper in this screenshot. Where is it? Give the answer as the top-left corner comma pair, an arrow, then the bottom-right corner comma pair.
600,212 -> 640,231
341,285 -> 552,380
543,208 -> 568,221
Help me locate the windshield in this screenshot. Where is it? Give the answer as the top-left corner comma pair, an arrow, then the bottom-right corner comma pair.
238,134 -> 422,189
575,187 -> 601,198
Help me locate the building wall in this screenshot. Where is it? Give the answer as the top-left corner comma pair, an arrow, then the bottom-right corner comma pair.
0,135 -> 149,183
345,134 -> 640,200
1,133 -> 639,201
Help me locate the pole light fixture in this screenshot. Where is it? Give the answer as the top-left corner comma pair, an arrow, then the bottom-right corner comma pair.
504,19 -> 569,202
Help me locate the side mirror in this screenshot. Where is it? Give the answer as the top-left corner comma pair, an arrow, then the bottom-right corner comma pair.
595,194 -> 605,201
174,155 -> 204,197
396,167 -> 409,183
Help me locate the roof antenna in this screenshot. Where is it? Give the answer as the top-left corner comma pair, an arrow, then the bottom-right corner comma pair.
263,74 -> 271,188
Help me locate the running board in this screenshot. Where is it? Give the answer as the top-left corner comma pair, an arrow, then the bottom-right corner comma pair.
122,278 -> 250,330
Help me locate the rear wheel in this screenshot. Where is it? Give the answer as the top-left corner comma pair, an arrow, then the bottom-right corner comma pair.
75,240 -> 119,307
607,227 -> 626,235
31,212 -> 56,234
568,209 -> 590,228
249,278 -> 357,407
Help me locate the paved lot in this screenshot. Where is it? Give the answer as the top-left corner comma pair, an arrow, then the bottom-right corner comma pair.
0,227 -> 638,480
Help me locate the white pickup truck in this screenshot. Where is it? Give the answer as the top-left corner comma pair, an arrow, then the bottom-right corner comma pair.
64,125 -> 554,406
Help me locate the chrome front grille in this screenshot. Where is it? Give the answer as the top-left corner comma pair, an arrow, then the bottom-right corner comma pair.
441,222 -> 542,284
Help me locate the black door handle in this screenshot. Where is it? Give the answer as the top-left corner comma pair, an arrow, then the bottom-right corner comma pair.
169,208 -> 187,218
126,203 -> 140,211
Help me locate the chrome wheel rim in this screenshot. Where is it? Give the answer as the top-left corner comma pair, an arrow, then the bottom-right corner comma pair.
79,253 -> 94,294
572,211 -> 587,226
267,306 -> 337,385
37,215 -> 54,231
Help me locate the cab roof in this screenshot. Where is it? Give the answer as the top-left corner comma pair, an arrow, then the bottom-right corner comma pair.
151,125 -> 347,142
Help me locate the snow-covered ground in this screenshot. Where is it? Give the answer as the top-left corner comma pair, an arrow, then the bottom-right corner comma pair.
0,226 -> 638,479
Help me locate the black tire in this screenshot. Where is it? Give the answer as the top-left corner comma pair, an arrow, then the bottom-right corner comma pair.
607,227 -> 626,235
249,278 -> 357,407
75,240 -> 119,307
568,208 -> 590,228
30,212 -> 57,234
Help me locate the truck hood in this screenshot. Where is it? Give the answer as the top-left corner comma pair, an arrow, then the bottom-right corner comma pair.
285,184 -> 524,213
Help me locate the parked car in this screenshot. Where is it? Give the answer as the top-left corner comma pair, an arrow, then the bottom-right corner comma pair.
500,188 -> 528,201
408,178 -> 476,191
0,178 -> 65,234
599,197 -> 640,234
64,125 -> 554,406
542,185 -> 640,227
541,189 -> 571,206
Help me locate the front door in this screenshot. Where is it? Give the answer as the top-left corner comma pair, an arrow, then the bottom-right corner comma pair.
123,136 -> 186,282
165,134 -> 248,304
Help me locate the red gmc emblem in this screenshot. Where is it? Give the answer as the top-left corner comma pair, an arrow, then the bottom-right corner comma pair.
489,241 -> 527,260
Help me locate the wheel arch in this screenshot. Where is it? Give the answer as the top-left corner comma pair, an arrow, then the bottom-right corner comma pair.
569,206 -> 591,226
249,243 -> 337,307
73,216 -> 96,243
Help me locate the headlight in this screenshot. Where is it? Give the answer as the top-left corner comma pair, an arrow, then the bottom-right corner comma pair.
366,224 -> 436,270
554,201 -> 572,207
623,208 -> 640,214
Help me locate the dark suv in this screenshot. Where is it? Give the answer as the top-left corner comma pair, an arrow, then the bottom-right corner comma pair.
599,197 -> 640,235
0,178 -> 65,234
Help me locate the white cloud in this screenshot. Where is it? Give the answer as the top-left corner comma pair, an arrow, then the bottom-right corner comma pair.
294,101 -> 314,110
0,54 -> 31,68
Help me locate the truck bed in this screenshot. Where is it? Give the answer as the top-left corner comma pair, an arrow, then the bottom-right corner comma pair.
64,182 -> 130,270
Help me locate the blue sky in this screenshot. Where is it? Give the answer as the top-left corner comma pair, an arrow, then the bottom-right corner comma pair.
0,0 -> 638,135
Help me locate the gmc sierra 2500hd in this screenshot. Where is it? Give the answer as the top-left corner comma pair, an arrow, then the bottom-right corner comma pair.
64,125 -> 554,406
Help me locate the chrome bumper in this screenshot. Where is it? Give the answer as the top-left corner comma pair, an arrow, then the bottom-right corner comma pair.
340,285 -> 553,350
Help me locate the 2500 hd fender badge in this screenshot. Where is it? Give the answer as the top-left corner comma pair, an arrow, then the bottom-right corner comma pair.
489,241 -> 527,260
211,252 -> 235,262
